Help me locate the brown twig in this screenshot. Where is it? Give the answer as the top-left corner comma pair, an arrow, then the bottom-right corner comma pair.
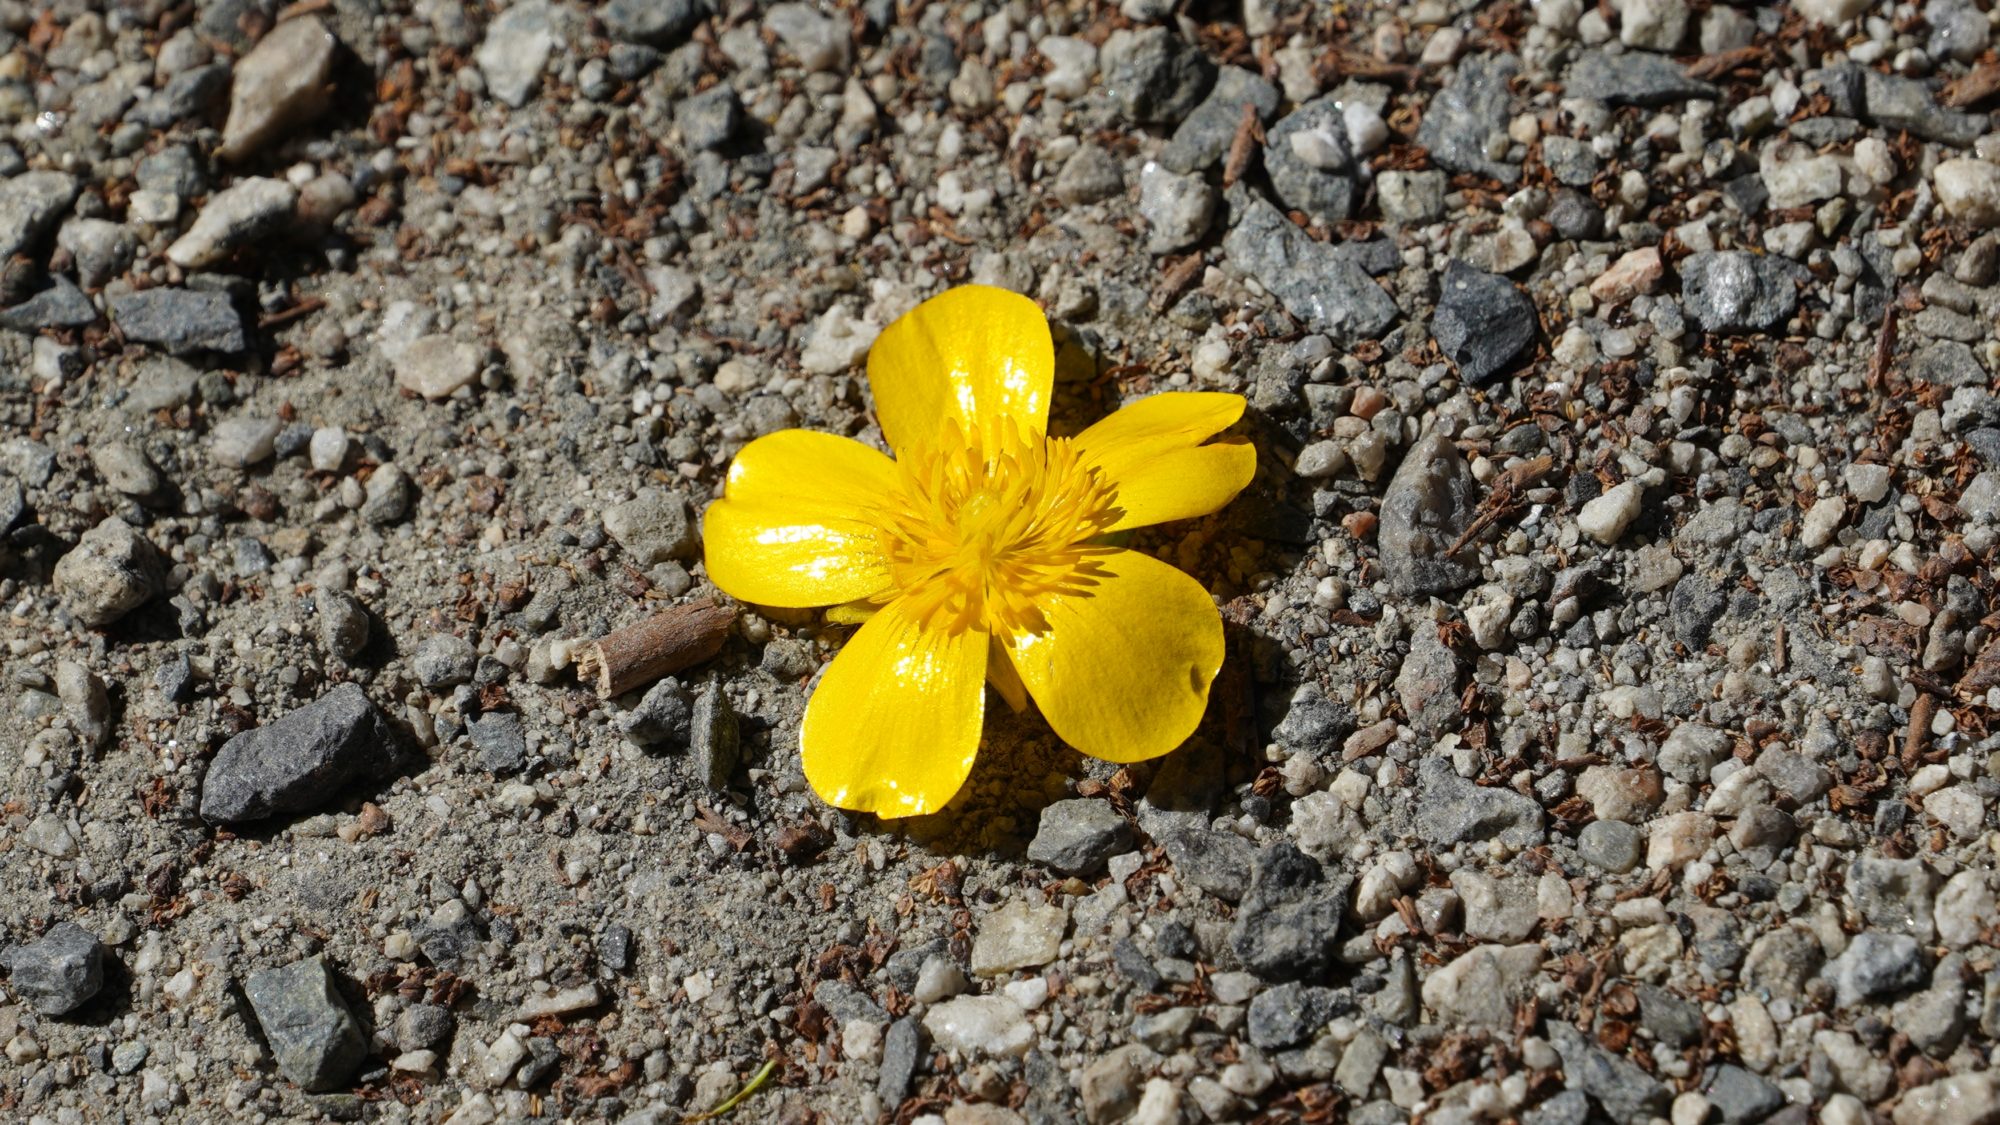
1868,304 -> 1898,390
1149,252 -> 1205,312
576,600 -> 735,698
1944,62 -> 2000,108
1222,102 -> 1264,188
1446,455 -> 1554,557
1683,46 -> 1767,82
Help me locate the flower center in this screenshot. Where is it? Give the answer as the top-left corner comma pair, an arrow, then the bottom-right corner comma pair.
870,419 -> 1120,637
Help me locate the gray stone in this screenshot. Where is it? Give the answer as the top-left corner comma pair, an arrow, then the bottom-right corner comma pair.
1828,932 -> 1928,1007
477,2 -> 555,109
58,217 -> 136,287
604,489 -> 696,564
1379,170 -> 1447,225
1160,66 -> 1279,173
127,62 -> 230,127
361,463 -> 413,525
1524,1089 -> 1591,1125
1026,799 -> 1131,876
1668,569 -> 1728,648
415,900 -> 484,969
109,289 -> 247,354
1414,756 -> 1544,847
0,170 -> 79,260
1247,982 -> 1344,1049
621,677 -> 693,746
1547,1021 -> 1670,1122
392,335 -> 484,400
54,518 -> 161,626
1706,1064 -> 1785,1124
1396,626 -> 1462,736
1,922 -> 106,1015
1223,199 -> 1398,342
1161,826 -> 1256,902
1565,49 -> 1719,105
690,683 -> 738,791
598,924 -> 635,973
1417,54 -> 1520,183
219,17 -> 338,161
1680,251 -> 1802,334
766,3 -> 850,71
243,956 -> 367,1091
317,592 -> 370,663
1861,70 -> 1983,146
1636,984 -> 1703,1047
1228,841 -> 1350,981
1434,260 -> 1536,383
1102,26 -> 1214,125
1540,135 -> 1599,187
602,0 -> 699,45
1271,683 -> 1354,752
677,86 -> 742,152
1577,820 -> 1643,873
1848,855 -> 1939,939
91,441 -> 162,497
1264,96 -> 1358,222
1378,432 -> 1481,596
198,683 -> 405,823
394,1003 -> 453,1052
1912,340 -> 1987,387
878,1017 -> 923,1104
0,277 -> 98,331
168,178 -> 297,269
1055,144 -> 1125,206
1659,723 -> 1729,783
413,634 -> 477,689
468,711 -> 528,774
1137,163 -> 1214,252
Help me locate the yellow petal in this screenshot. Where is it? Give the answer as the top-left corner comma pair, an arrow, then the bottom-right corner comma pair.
800,598 -> 988,818
867,285 -> 1054,455
703,430 -> 896,608
986,634 -> 1029,713
1003,549 -> 1223,763
1075,392 -> 1256,532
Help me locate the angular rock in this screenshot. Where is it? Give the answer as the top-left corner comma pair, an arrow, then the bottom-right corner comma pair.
0,922 -> 107,1015
1228,841 -> 1350,981
603,489 -> 696,564
1264,97 -> 1359,222
1396,625 -> 1462,736
54,517 -> 161,626
219,17 -> 338,161
0,277 -> 98,331
1433,260 -> 1536,384
1680,251 -> 1802,334
468,711 -> 527,774
970,900 -> 1066,977
109,289 -> 247,354
1160,826 -> 1256,902
1706,1064 -> 1785,1124
1224,199 -> 1397,342
923,995 -> 1033,1058
1418,54 -> 1520,183
0,170 -> 79,260
1861,70 -> 1983,146
1828,932 -> 1928,1007
1548,1022 -> 1670,1122
1247,982 -> 1345,1049
1415,756 -> 1543,847
1422,943 -> 1543,1028
601,0 -> 699,46
478,2 -> 555,108
1102,26 -> 1214,125
677,86 -> 742,152
1026,799 -> 1131,876
1378,432 -> 1480,595
1565,49 -> 1719,105
243,956 -> 368,1091
392,335 -> 484,400
1160,66 -> 1279,173
167,178 -> 298,269
1137,163 -> 1214,252
198,683 -> 405,823
689,683 -> 739,791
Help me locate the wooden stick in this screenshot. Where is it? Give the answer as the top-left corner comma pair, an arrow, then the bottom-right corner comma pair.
576,600 -> 734,698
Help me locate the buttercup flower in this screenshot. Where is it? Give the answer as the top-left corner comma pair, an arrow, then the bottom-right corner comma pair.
703,286 -> 1255,817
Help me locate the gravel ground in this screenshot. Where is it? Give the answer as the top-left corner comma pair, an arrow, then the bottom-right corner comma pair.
5,0 -> 2000,1122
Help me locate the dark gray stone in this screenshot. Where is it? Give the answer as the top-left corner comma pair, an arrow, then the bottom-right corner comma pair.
1636,985 -> 1704,1047
394,1003 -> 453,1051
1548,1022 -> 1670,1123
0,170 -> 79,260
468,711 -> 527,774
1669,569 -> 1728,649
0,277 -> 98,330
244,956 -> 367,1091
1706,1064 -> 1785,1124
1540,135 -> 1599,187
1433,260 -> 1536,384
109,289 -> 246,353
1418,54 -> 1520,182
1160,66 -> 1279,173
1,922 -> 106,1015
1861,71 -> 1983,145
601,0 -> 699,45
1263,97 -> 1358,222
1547,189 -> 1605,240
1523,1089 -> 1592,1125
413,633 -> 477,689
1577,820 -> 1643,873
1565,50 -> 1719,105
1160,826 -> 1256,902
1912,340 -> 1988,387
1378,432 -> 1481,596
814,978 -> 887,1024
1414,756 -> 1544,847
621,677 -> 692,746
1228,841 -> 1350,982
198,684 -> 405,823
1247,982 -> 1345,1049
415,900 -> 485,970
598,924 -> 634,973
1271,683 -> 1355,753
518,1036 -> 561,1088
1680,251 -> 1802,334
1025,799 -> 1131,876
878,1017 -> 923,1105
1104,26 -> 1214,125
1224,199 -> 1397,342
126,63 -> 230,127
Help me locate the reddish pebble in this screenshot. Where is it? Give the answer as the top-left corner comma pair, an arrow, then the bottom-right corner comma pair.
1350,386 -> 1389,420
1343,511 -> 1378,539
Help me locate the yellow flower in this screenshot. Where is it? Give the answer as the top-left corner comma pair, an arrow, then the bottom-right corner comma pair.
703,286 -> 1255,817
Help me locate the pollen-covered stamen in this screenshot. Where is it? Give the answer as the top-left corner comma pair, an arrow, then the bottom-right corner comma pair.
869,418 -> 1120,637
